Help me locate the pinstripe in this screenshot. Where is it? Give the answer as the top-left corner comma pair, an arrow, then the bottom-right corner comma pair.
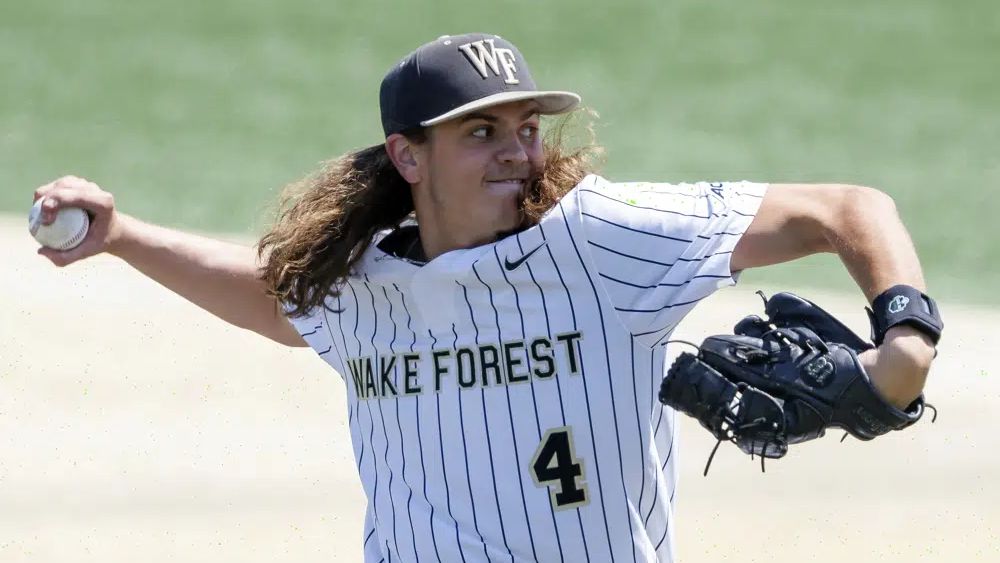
582,211 -> 693,243
377,285 -> 402,555
587,241 -> 675,267
644,405 -> 674,527
648,345 -> 664,532
380,285 -> 419,563
500,239 -> 566,562
394,287 -> 443,563
299,325 -> 321,337
654,410 -> 678,557
282,179 -> 767,562
449,321 -> 487,561
559,202 -> 637,563
322,300 -> 363,474
581,187 -> 756,218
336,291 -> 370,491
634,320 -> 680,341
332,291 -> 377,549
614,290 -> 716,313
635,186 -> 763,199
676,249 -> 734,262
458,280 -> 514,563
696,231 -> 744,240
361,279 -> 401,560
643,404 -> 665,527
579,188 -> 716,219
434,325 -> 468,561
629,336 -> 649,521
600,272 -> 729,290
654,517 -> 670,552
346,281 -> 385,556
535,224 -> 591,561
476,255 -> 540,561
649,348 -> 656,419
589,240 -> 735,272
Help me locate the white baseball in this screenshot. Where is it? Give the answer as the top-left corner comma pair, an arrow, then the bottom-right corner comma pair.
28,198 -> 90,250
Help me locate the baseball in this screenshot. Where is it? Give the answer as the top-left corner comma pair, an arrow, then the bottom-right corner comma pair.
28,198 -> 90,250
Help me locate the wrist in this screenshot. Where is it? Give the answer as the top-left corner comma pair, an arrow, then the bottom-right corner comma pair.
105,212 -> 136,257
867,284 -> 943,346
864,326 -> 934,409
881,325 -> 936,369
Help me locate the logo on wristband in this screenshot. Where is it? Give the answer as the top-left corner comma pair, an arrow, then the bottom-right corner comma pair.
887,295 -> 910,314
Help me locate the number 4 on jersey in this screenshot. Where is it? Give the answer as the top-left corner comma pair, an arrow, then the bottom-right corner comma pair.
530,427 -> 589,510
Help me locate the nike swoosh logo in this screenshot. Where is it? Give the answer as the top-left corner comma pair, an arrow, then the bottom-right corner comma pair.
504,242 -> 547,271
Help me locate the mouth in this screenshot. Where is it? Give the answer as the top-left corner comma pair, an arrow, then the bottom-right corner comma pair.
484,178 -> 528,191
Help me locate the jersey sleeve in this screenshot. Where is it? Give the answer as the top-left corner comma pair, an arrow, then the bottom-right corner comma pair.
572,175 -> 768,346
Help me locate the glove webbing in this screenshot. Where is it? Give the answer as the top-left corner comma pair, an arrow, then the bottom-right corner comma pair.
660,341 -> 789,475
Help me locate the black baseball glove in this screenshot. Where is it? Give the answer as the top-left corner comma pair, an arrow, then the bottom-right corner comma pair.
659,291 -> 936,474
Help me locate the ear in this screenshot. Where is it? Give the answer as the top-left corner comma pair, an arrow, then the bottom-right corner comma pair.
385,133 -> 423,184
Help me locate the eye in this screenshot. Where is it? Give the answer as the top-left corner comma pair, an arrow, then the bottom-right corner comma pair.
471,125 -> 492,139
520,124 -> 539,139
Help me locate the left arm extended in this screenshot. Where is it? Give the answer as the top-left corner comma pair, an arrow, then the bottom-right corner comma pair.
731,184 -> 937,408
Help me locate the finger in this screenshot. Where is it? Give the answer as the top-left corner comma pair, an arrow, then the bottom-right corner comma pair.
39,182 -> 105,208
36,185 -> 111,223
34,175 -> 88,201
36,236 -> 100,267
33,177 -> 92,224
34,181 -> 58,203
37,246 -> 73,267
37,245 -> 91,268
29,195 -> 61,226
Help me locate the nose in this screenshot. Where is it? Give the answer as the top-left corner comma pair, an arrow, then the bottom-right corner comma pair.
496,131 -> 529,165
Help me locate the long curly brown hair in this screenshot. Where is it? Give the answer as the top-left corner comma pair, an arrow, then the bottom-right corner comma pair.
258,109 -> 602,318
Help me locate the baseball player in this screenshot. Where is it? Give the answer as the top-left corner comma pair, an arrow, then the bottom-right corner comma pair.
34,33 -> 941,562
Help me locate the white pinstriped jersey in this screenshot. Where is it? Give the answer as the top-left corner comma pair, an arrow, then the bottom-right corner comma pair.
286,174 -> 767,562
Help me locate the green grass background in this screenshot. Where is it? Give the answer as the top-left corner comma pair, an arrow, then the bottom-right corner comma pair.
2,0 -> 997,304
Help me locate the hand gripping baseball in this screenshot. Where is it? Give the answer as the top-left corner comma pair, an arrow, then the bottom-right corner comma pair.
32,176 -> 123,267
659,291 -> 934,475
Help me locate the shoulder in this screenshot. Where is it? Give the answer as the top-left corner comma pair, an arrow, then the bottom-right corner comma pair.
560,174 -> 705,220
573,177 -> 765,218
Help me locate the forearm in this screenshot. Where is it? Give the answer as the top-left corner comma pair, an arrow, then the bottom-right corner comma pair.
107,214 -> 290,339
31,175 -> 304,345
823,187 -> 926,301
824,187 -> 936,407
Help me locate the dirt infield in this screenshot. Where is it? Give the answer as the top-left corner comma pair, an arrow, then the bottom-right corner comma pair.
2,215 -> 996,562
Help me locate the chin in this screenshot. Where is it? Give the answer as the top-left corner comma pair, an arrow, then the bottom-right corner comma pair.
467,209 -> 520,245
495,210 -> 525,239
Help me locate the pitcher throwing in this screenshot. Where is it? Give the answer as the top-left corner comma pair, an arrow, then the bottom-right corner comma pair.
32,32 -> 941,562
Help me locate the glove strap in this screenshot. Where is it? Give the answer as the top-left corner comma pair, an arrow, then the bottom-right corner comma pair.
841,374 -> 925,440
866,285 -> 943,346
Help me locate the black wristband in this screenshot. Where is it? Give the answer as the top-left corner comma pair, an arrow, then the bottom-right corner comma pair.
865,285 -> 943,346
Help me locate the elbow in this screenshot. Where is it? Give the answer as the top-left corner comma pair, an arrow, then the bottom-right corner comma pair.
849,185 -> 897,215
841,184 -> 897,218
820,184 -> 897,249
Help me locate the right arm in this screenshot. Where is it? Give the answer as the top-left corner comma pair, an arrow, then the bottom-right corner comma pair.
34,176 -> 307,348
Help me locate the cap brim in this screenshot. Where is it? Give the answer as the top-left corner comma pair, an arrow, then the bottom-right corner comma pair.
420,90 -> 581,127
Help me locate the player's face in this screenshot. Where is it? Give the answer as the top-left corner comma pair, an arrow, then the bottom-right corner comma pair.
418,100 -> 543,252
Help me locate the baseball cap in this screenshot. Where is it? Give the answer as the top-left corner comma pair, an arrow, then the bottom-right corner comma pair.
379,33 -> 581,137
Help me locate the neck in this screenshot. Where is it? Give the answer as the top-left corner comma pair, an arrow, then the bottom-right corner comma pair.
416,221 -> 497,261
410,186 -> 520,260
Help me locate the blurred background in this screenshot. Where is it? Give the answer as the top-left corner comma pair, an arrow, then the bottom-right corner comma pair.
1,0 -> 997,561
2,0 -> 997,302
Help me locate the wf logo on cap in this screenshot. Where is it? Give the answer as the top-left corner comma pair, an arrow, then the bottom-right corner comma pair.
459,39 -> 520,85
